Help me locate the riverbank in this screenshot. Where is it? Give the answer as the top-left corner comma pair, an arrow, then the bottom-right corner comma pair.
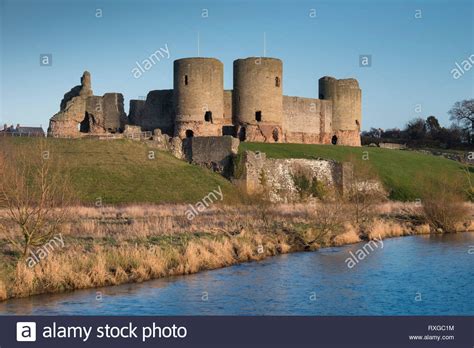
3,232 -> 473,315
1,202 -> 473,301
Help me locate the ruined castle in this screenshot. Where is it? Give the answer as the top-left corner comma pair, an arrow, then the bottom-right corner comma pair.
48,57 -> 362,146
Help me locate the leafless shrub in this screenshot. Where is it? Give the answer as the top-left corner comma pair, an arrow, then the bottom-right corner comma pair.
0,138 -> 75,257
344,156 -> 386,227
312,201 -> 347,240
420,174 -> 470,233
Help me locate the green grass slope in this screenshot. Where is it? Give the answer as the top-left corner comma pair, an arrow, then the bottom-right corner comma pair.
239,142 -> 473,201
5,138 -> 239,205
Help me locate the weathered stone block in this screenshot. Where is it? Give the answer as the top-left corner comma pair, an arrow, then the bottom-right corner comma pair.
123,125 -> 143,140
101,93 -> 127,132
185,136 -> 240,176
129,90 -> 174,134
149,130 -> 184,160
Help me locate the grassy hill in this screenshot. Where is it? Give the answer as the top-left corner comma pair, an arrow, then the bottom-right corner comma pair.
239,142 -> 473,201
2,138 -> 239,205
3,138 -> 472,204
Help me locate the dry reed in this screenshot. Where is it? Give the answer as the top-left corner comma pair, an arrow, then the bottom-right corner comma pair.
1,202 -> 472,300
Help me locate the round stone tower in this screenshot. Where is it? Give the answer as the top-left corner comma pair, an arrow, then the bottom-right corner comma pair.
233,57 -> 283,142
319,76 -> 361,146
173,57 -> 224,138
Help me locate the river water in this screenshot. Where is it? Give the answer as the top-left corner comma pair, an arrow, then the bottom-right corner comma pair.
1,233 -> 473,315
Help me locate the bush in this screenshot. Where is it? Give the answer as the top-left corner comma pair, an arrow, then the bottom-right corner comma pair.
291,167 -> 326,200
420,175 -> 469,232
309,177 -> 327,199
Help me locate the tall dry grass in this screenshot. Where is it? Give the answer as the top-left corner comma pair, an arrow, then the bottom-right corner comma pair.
1,202 -> 472,300
6,230 -> 291,299
332,224 -> 361,246
0,280 -> 7,301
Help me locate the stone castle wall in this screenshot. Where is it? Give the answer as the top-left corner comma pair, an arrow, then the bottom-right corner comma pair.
234,150 -> 352,202
49,58 -> 362,147
282,96 -> 333,144
332,130 -> 362,146
129,90 -> 174,135
223,90 -> 233,124
184,136 -> 239,177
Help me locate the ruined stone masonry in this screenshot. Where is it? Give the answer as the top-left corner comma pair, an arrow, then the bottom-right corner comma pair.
48,71 -> 127,137
48,57 -> 362,146
184,136 -> 240,177
233,150 -> 350,202
233,150 -> 384,203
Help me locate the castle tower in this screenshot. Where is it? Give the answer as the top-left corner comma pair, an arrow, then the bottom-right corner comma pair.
173,57 -> 224,138
318,76 -> 361,146
233,57 -> 283,142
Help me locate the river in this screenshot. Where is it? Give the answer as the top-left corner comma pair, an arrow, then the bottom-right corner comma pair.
1,233 -> 473,315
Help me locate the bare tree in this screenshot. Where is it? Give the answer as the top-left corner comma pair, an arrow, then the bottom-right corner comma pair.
405,117 -> 426,140
310,200 -> 347,241
344,156 -> 386,226
0,138 -> 74,257
449,99 -> 474,143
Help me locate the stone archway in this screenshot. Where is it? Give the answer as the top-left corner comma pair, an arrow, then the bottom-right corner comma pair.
331,135 -> 338,145
272,128 -> 279,142
239,127 -> 246,142
79,113 -> 91,133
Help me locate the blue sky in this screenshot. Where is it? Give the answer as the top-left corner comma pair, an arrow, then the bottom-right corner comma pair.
0,0 -> 473,131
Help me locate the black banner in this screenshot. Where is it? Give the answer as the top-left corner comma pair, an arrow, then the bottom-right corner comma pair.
2,316 -> 472,347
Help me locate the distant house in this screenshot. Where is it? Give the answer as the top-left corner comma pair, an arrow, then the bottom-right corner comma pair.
1,124 -> 45,137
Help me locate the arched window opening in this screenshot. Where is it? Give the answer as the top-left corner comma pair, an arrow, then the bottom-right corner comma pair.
204,111 -> 213,122
272,128 -> 279,142
185,129 -> 194,138
331,135 -> 338,145
239,127 -> 246,142
79,113 -> 91,133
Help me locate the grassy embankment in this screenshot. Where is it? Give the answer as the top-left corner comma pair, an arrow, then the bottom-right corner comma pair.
240,142 -> 474,201
3,138 -> 471,204
2,137 -> 240,204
